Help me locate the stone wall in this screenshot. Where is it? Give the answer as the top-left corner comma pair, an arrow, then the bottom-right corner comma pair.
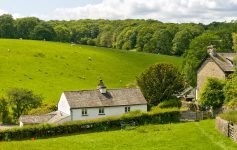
216,117 -> 237,142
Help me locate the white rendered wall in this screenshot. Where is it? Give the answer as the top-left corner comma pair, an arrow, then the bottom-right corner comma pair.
71,105 -> 147,121
58,93 -> 71,115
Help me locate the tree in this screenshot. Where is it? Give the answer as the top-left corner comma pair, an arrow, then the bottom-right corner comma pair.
7,88 -> 42,120
30,22 -> 56,41
137,63 -> 185,107
15,17 -> 40,39
0,98 -> 10,124
183,32 -> 221,86
150,29 -> 173,55
199,78 -> 225,109
54,25 -> 71,42
97,31 -> 113,48
172,29 -> 193,55
136,26 -> 154,51
0,14 -> 15,38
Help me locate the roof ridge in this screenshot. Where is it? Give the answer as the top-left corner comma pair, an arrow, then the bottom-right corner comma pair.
63,88 -> 140,93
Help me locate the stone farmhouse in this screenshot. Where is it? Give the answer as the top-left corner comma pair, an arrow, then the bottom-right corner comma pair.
196,45 -> 237,99
19,80 -> 147,126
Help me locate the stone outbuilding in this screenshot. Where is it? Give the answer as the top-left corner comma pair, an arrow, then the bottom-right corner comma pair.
196,45 -> 237,99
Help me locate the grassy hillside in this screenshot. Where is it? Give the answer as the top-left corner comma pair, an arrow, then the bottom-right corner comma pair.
0,39 -> 183,104
1,120 -> 236,150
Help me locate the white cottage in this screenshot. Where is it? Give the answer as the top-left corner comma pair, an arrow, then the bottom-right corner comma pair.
19,80 -> 147,126
58,80 -> 147,121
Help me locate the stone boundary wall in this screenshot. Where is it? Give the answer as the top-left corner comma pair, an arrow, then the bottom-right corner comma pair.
216,117 -> 237,142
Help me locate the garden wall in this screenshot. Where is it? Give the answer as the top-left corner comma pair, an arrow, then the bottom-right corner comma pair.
216,117 -> 237,142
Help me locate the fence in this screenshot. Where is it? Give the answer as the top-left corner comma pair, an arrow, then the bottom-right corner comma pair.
180,110 -> 211,121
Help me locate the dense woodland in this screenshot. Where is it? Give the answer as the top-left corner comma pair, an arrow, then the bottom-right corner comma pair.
1,14 -> 237,86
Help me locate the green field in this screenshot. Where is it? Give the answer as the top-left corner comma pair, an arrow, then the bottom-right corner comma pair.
0,39 -> 183,104
0,120 -> 236,150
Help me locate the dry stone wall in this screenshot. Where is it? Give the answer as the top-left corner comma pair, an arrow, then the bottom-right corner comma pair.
216,117 -> 237,142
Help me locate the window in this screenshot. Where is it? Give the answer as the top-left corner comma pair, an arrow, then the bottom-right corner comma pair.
125,106 -> 130,113
99,107 -> 105,115
82,108 -> 88,116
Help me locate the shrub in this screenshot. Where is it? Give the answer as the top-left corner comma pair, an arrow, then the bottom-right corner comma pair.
157,98 -> 181,108
224,74 -> 237,106
28,104 -> 57,115
0,109 -> 180,141
199,78 -> 225,109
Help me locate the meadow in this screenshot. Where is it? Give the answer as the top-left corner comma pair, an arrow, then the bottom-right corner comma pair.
0,39 -> 183,104
0,120 -> 236,150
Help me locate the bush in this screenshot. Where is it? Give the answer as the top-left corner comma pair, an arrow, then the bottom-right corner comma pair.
0,109 -> 180,141
199,78 -> 225,109
28,104 -> 57,115
219,111 -> 237,124
157,98 -> 181,108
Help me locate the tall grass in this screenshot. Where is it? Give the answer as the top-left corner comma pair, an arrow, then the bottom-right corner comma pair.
219,111 -> 237,123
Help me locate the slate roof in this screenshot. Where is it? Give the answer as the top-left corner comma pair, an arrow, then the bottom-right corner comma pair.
210,53 -> 237,72
19,114 -> 55,124
19,111 -> 70,124
63,88 -> 147,109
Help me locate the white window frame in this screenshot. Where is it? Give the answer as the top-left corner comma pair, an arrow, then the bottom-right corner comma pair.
82,108 -> 88,116
125,106 -> 130,113
99,107 -> 105,115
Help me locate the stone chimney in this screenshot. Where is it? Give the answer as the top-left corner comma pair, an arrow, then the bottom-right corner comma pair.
97,80 -> 107,94
207,45 -> 217,57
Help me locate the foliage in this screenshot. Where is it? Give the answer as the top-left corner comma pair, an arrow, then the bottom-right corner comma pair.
149,29 -> 173,55
28,104 -> 57,115
172,29 -> 193,55
7,88 -> 42,120
157,98 -> 182,108
0,98 -> 11,124
182,32 -> 223,86
219,111 -> 237,124
137,63 -> 185,107
224,74 -> 237,104
30,22 -> 56,41
15,17 -> 40,39
199,78 -> 225,109
232,33 -> 237,52
0,109 -> 180,141
54,25 -> 71,42
0,14 -> 15,38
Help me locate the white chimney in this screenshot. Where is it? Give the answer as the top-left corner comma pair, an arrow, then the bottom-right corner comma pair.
97,80 -> 107,94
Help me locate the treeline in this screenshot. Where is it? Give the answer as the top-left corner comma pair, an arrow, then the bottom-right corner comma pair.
1,14 -> 236,55
1,14 -> 237,85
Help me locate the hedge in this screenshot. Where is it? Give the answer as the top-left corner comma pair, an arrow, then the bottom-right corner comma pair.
0,108 -> 180,141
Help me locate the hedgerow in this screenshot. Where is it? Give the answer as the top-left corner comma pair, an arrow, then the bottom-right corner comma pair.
0,108 -> 180,141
